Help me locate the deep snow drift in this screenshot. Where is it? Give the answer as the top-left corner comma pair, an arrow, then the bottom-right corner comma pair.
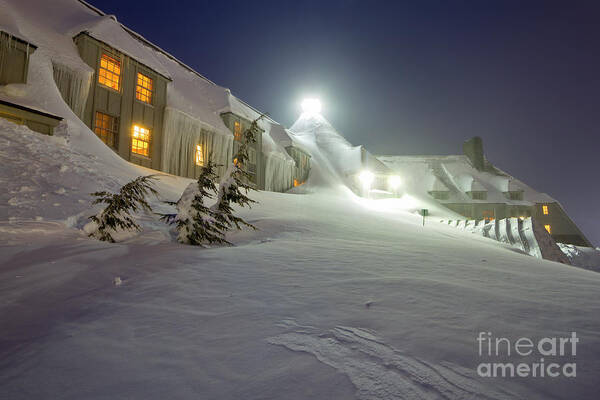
2,108 -> 600,399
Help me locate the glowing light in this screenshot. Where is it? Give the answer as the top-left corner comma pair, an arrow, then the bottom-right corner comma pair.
301,98 -> 322,114
358,170 -> 374,188
195,144 -> 204,166
388,175 -> 401,190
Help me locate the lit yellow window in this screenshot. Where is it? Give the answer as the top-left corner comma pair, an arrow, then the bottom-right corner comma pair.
195,144 -> 204,166
544,224 -> 552,234
542,205 -> 549,215
234,121 -> 242,141
135,72 -> 153,104
131,125 -> 150,157
98,53 -> 121,91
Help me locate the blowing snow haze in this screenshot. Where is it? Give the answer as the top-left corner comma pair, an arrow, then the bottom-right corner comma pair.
1,1 -> 600,399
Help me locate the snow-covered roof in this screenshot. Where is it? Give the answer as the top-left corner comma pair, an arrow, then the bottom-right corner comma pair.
377,155 -> 556,205
70,15 -> 171,79
0,2 -> 35,46
507,180 -> 524,192
430,178 -> 449,192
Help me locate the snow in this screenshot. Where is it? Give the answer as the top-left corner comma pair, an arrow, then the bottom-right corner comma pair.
3,98 -> 600,398
439,217 -> 571,264
558,244 -> 600,272
2,107 -> 600,399
1,1 -> 600,398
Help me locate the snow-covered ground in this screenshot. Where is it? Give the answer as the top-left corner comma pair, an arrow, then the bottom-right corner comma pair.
2,112 -> 600,399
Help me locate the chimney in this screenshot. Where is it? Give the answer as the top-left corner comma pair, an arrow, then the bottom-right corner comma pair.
463,136 -> 485,171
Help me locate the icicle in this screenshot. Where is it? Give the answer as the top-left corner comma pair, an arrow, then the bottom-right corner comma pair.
263,152 -> 295,192
161,107 -> 233,180
51,62 -> 93,120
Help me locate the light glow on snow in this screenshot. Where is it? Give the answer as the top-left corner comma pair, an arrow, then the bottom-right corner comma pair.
356,194 -> 422,213
388,175 -> 401,191
358,170 -> 374,189
301,98 -> 322,115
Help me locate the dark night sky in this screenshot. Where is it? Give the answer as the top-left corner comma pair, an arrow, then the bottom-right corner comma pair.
89,0 -> 599,246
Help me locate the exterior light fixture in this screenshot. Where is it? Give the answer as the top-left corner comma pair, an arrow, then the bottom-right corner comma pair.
301,98 -> 322,114
388,175 -> 401,191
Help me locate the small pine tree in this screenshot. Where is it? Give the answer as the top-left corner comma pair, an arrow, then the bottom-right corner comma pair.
173,159 -> 230,245
88,175 -> 158,242
211,116 -> 264,231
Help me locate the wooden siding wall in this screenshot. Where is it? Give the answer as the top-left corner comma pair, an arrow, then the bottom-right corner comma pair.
75,33 -> 168,171
0,33 -> 34,85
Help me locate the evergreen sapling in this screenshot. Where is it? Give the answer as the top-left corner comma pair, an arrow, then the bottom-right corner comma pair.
173,159 -> 230,245
211,116 -> 264,231
88,175 -> 158,242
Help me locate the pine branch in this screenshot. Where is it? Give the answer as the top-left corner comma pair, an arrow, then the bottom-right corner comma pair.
88,175 -> 158,242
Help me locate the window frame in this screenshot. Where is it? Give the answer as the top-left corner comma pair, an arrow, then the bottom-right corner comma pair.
93,111 -> 119,149
135,71 -> 154,105
470,191 -> 487,200
131,124 -> 151,158
98,52 -> 122,92
542,205 -> 549,215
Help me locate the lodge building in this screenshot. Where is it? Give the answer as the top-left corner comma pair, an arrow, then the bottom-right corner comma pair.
0,1 -> 310,193
378,137 -> 592,247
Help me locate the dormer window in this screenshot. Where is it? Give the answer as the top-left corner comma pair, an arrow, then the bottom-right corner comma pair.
429,191 -> 450,200
542,205 -> 549,215
469,191 -> 487,200
506,191 -> 524,200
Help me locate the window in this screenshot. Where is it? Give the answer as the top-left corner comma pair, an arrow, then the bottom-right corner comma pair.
507,191 -> 523,200
136,72 -> 153,104
234,121 -> 242,141
94,112 -> 118,148
544,224 -> 552,234
195,144 -> 204,166
542,205 -> 549,215
98,53 -> 121,91
131,125 -> 150,156
471,191 -> 487,200
429,191 -> 450,200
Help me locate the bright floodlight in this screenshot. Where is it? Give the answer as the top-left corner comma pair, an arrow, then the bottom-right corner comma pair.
359,170 -> 375,188
301,98 -> 322,114
388,175 -> 401,190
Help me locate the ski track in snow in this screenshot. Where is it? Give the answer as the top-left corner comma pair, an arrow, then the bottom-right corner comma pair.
268,319 -> 518,400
